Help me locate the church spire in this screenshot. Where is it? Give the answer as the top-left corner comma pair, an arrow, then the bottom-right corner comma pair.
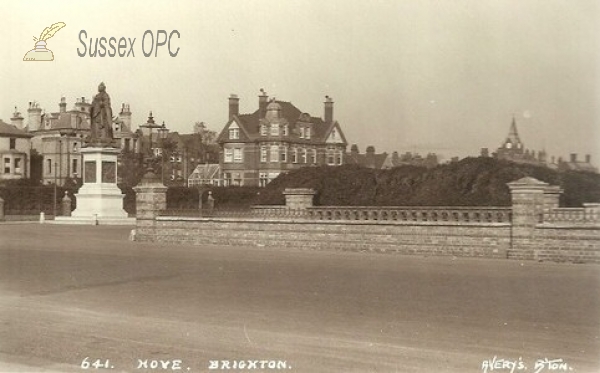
503,115 -> 523,150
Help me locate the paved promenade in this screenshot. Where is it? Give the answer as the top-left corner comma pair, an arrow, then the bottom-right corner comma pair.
0,224 -> 599,372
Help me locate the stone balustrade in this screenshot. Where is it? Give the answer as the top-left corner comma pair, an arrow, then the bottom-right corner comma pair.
305,206 -> 511,223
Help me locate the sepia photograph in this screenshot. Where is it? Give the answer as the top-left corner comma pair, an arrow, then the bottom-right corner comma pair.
0,1 -> 599,372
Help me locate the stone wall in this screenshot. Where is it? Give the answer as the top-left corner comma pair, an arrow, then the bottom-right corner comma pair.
134,183 -> 600,263
137,217 -> 511,259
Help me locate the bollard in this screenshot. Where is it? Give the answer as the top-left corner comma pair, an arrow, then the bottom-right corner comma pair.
207,191 -> 215,211
39,212 -> 45,224
61,191 -> 72,217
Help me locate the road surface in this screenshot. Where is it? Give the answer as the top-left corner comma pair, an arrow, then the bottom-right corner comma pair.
0,224 -> 598,372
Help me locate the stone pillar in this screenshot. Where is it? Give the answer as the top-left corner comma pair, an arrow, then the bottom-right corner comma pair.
61,191 -> 72,217
542,185 -> 563,218
132,170 -> 167,241
0,197 -> 4,221
507,177 -> 549,260
283,188 -> 316,209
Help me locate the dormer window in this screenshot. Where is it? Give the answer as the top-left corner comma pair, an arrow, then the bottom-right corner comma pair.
229,128 -> 239,139
299,127 -> 305,139
260,124 -> 268,136
270,124 -> 279,136
282,125 -> 288,136
505,142 -> 512,149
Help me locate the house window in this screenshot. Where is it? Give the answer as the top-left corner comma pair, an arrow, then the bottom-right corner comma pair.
270,124 -> 279,136
73,142 -> 78,152
153,148 -> 162,157
301,148 -> 307,163
259,172 -> 269,187
311,149 -> 317,164
306,127 -> 311,139
47,159 -> 52,174
282,125 -> 288,136
229,128 -> 239,139
336,152 -> 343,165
224,148 -> 233,163
224,172 -> 232,186
299,127 -> 305,139
9,138 -> 16,150
14,158 -> 21,173
331,128 -> 337,141
260,147 -> 268,163
327,146 -> 336,165
260,124 -> 268,136
270,145 -> 279,163
4,158 -> 10,174
280,146 -> 287,162
124,139 -> 130,151
72,159 -> 78,174
233,148 -> 243,163
291,148 -> 297,163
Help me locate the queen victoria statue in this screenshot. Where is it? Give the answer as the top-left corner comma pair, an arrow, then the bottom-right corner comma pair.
86,82 -> 116,147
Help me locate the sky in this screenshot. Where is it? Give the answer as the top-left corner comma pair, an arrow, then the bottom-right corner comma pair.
1,0 -> 598,163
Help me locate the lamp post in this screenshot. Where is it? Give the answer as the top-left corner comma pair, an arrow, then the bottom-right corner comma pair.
158,121 -> 169,184
139,112 -> 162,173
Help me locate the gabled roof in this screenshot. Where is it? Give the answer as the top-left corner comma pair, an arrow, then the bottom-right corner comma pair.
0,120 -> 33,138
346,151 -> 389,169
218,99 -> 347,145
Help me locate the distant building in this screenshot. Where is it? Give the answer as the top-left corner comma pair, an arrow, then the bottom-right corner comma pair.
0,117 -> 33,181
13,97 -> 140,186
346,145 -> 388,169
483,116 -> 596,173
217,90 -> 348,186
346,144 -> 438,169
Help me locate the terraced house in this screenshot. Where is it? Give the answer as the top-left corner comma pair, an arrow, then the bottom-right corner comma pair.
217,90 -> 348,186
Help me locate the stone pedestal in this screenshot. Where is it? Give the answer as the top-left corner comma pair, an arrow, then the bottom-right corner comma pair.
55,147 -> 133,225
283,188 -> 316,209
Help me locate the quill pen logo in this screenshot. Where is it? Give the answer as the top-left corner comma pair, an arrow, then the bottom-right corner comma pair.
23,22 -> 66,61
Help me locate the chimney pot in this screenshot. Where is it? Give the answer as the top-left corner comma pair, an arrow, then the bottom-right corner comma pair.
570,153 -> 577,163
324,96 -> 334,123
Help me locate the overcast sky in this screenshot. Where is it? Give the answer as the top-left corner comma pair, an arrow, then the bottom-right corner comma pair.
1,0 -> 598,162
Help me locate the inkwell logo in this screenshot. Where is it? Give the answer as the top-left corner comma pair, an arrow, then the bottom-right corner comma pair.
23,22 -> 66,61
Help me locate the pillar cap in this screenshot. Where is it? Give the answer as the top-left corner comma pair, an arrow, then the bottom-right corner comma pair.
282,188 -> 316,195
507,177 -> 548,191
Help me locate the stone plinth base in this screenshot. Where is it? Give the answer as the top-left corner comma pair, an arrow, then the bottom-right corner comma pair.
58,146 -> 131,225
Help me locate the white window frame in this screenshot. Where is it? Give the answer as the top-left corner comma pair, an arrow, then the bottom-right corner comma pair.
229,128 -> 239,140
270,124 -> 279,136
301,148 -> 307,164
306,127 -> 311,139
280,146 -> 287,163
224,148 -> 233,163
233,148 -> 243,163
260,124 -> 268,136
260,147 -> 268,163
270,145 -> 279,163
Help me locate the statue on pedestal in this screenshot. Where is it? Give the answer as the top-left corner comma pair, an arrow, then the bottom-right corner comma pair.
86,82 -> 116,147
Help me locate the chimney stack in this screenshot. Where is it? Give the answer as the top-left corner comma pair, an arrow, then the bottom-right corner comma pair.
481,148 -> 489,157
229,94 -> 239,119
258,89 -> 268,118
27,101 -> 42,131
570,153 -> 577,163
586,154 -> 591,163
324,96 -> 334,123
11,106 -> 24,130
119,103 -> 132,130
59,97 -> 67,113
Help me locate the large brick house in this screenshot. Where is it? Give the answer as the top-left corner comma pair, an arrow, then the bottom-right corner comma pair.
217,90 -> 348,186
